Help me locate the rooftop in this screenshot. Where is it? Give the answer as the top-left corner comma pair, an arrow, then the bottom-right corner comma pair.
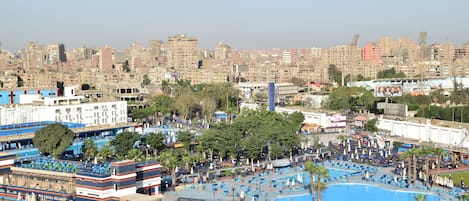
0,121 -> 86,137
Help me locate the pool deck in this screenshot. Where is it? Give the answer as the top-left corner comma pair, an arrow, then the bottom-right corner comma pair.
161,160 -> 462,201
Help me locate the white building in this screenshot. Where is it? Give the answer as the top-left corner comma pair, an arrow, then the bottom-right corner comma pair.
0,95 -> 127,126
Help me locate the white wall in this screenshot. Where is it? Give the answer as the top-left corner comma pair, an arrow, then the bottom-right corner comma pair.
377,118 -> 469,148
0,101 -> 128,126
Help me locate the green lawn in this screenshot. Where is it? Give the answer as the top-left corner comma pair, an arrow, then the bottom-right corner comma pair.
439,171 -> 469,187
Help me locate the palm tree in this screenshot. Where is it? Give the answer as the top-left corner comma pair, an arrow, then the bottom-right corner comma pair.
420,147 -> 433,186
433,147 -> 444,175
414,193 -> 427,201
315,165 -> 330,201
304,161 -> 330,201
401,149 -> 417,182
160,149 -> 181,186
304,161 -> 316,199
81,138 -> 98,162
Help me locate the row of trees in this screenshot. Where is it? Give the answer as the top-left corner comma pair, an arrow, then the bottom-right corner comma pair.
133,80 -> 241,125
197,109 -> 304,163
400,146 -> 445,188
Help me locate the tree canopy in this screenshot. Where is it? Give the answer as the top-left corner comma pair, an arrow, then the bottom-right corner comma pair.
377,68 -> 406,79
324,87 -> 375,112
82,138 -> 98,161
197,109 -> 304,161
111,131 -> 141,155
33,123 -> 75,158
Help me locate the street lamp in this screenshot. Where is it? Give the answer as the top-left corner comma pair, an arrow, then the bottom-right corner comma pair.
232,185 -> 236,201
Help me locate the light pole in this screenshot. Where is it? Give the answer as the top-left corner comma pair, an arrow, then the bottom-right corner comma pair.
232,185 -> 236,201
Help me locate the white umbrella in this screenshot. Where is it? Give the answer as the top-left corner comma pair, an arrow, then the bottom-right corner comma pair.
190,167 -> 194,175
291,179 -> 295,186
368,150 -> 372,156
287,179 -> 290,186
246,158 -> 250,165
355,153 -> 359,160
365,171 -> 369,180
343,149 -> 347,155
448,179 -> 454,188
257,160 -> 260,167
240,191 -> 245,199
358,140 -> 362,149
394,175 -> 398,183
351,153 -> 354,159
402,168 -> 407,180
348,144 -> 351,152
354,148 -> 358,154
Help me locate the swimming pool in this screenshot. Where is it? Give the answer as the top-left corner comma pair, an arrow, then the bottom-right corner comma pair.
274,183 -> 440,201
278,167 -> 356,181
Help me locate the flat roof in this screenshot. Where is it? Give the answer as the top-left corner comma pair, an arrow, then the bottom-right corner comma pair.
0,121 -> 86,137
0,122 -> 136,142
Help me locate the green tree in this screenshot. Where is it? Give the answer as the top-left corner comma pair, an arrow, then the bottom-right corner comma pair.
81,138 -> 98,161
200,97 -> 217,126
364,118 -> 378,132
328,64 -> 342,85
175,91 -> 198,120
377,67 -> 406,79
145,132 -> 166,156
126,149 -> 144,162
33,123 -> 75,158
290,77 -> 307,86
324,87 -> 375,111
97,142 -> 116,162
151,95 -> 175,117
253,91 -> 268,103
304,161 -> 330,201
111,131 -> 140,155
177,131 -> 195,150
142,74 -> 151,85
161,80 -> 172,95
160,149 -> 181,185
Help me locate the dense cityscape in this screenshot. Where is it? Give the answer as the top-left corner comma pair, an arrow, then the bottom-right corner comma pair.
3,1 -> 469,201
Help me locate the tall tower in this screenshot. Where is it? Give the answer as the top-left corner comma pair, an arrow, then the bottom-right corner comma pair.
419,32 -> 427,60
166,34 -> 199,71
99,45 -> 113,71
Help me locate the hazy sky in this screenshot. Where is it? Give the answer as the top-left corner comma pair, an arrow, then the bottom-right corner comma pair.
2,0 -> 469,51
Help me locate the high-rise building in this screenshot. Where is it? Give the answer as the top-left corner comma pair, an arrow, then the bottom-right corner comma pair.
166,34 -> 199,70
282,51 -> 292,65
361,42 -> 382,64
99,45 -> 113,71
47,43 -> 67,64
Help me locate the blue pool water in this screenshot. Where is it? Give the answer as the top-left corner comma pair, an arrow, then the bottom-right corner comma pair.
275,184 -> 440,201
278,167 -> 356,184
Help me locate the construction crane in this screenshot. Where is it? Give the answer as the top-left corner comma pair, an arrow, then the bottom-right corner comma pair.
342,34 -> 359,86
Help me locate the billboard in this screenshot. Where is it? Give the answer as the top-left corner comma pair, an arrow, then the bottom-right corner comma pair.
375,85 -> 402,97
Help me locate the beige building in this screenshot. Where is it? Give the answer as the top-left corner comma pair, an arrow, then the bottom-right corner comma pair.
166,34 -> 199,71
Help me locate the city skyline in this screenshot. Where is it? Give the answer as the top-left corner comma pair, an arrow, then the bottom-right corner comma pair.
2,0 -> 469,51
